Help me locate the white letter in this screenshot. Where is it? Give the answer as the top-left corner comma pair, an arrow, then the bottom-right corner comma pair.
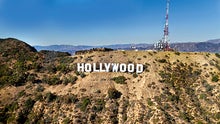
128,64 -> 134,72
112,63 -> 119,72
100,63 -> 106,72
77,63 -> 84,72
136,64 -> 143,74
93,63 -> 100,72
120,63 -> 127,72
104,63 -> 111,72
85,63 -> 92,72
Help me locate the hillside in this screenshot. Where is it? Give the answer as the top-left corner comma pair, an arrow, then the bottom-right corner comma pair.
0,39 -> 220,124
0,38 -> 37,62
0,38 -> 37,53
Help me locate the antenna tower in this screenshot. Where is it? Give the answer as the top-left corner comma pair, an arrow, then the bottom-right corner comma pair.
155,0 -> 172,51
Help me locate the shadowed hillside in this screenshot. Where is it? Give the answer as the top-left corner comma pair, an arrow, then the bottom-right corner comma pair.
0,38 -> 220,124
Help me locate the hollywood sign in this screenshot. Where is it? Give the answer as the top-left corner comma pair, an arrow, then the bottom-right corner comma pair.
77,63 -> 143,73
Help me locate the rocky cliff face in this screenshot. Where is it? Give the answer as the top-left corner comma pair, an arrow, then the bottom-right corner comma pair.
0,39 -> 220,124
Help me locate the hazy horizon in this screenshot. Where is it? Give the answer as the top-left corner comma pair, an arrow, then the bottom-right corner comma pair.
32,38 -> 219,47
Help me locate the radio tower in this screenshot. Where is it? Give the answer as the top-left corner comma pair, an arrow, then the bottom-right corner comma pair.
154,0 -> 172,51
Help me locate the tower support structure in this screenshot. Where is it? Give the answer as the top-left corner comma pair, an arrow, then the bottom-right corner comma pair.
155,0 -> 172,51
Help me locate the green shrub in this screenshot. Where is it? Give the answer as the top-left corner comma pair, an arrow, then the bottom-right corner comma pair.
0,64 -> 11,77
42,76 -> 61,85
6,102 -> 18,112
89,114 -> 97,122
63,117 -> 70,124
147,98 -> 154,106
80,73 -> 86,78
46,64 -> 57,73
80,97 -> 90,112
133,73 -> 138,78
167,94 -> 179,103
179,112 -> 191,122
199,94 -> 207,99
165,55 -> 169,58
32,62 -> 42,72
16,107 -> 31,123
17,90 -> 26,98
94,90 -> 101,94
143,63 -> 150,72
35,93 -> 43,101
75,71 -> 80,76
212,75 -> 219,82
197,121 -> 203,124
216,64 -> 220,71
25,98 -> 35,110
64,94 -> 78,104
45,92 -> 57,103
63,76 -> 78,85
158,59 -> 167,63
175,52 -> 180,55
27,74 -> 36,83
148,52 -> 153,56
92,99 -> 105,112
108,88 -> 122,99
111,117 -> 119,124
111,76 -> 127,84
56,64 -> 70,73
4,72 -> 27,86
36,85 -> 44,92
215,53 -> 220,58
14,61 -> 27,72
215,112 -> 220,120
204,83 -> 213,92
122,114 -> 127,122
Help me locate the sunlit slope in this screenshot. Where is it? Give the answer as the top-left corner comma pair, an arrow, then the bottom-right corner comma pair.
0,38 -> 220,123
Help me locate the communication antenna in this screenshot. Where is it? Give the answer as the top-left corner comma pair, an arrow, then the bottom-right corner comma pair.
155,0 -> 172,51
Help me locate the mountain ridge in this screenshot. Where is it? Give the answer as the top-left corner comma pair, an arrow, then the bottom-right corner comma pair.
34,39 -> 220,54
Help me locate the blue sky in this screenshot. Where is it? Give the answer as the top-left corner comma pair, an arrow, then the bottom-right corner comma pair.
0,0 -> 219,46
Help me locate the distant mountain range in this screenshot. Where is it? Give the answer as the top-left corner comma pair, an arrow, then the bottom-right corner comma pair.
34,39 -> 220,54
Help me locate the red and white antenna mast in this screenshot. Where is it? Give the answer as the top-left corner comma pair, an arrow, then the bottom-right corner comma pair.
154,0 -> 172,51
163,0 -> 170,50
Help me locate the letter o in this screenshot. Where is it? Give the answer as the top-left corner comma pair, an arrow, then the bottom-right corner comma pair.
85,63 -> 92,72
128,64 -> 134,72
120,63 -> 127,72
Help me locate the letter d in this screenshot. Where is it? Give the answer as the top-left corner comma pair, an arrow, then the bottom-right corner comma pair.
136,64 -> 143,74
